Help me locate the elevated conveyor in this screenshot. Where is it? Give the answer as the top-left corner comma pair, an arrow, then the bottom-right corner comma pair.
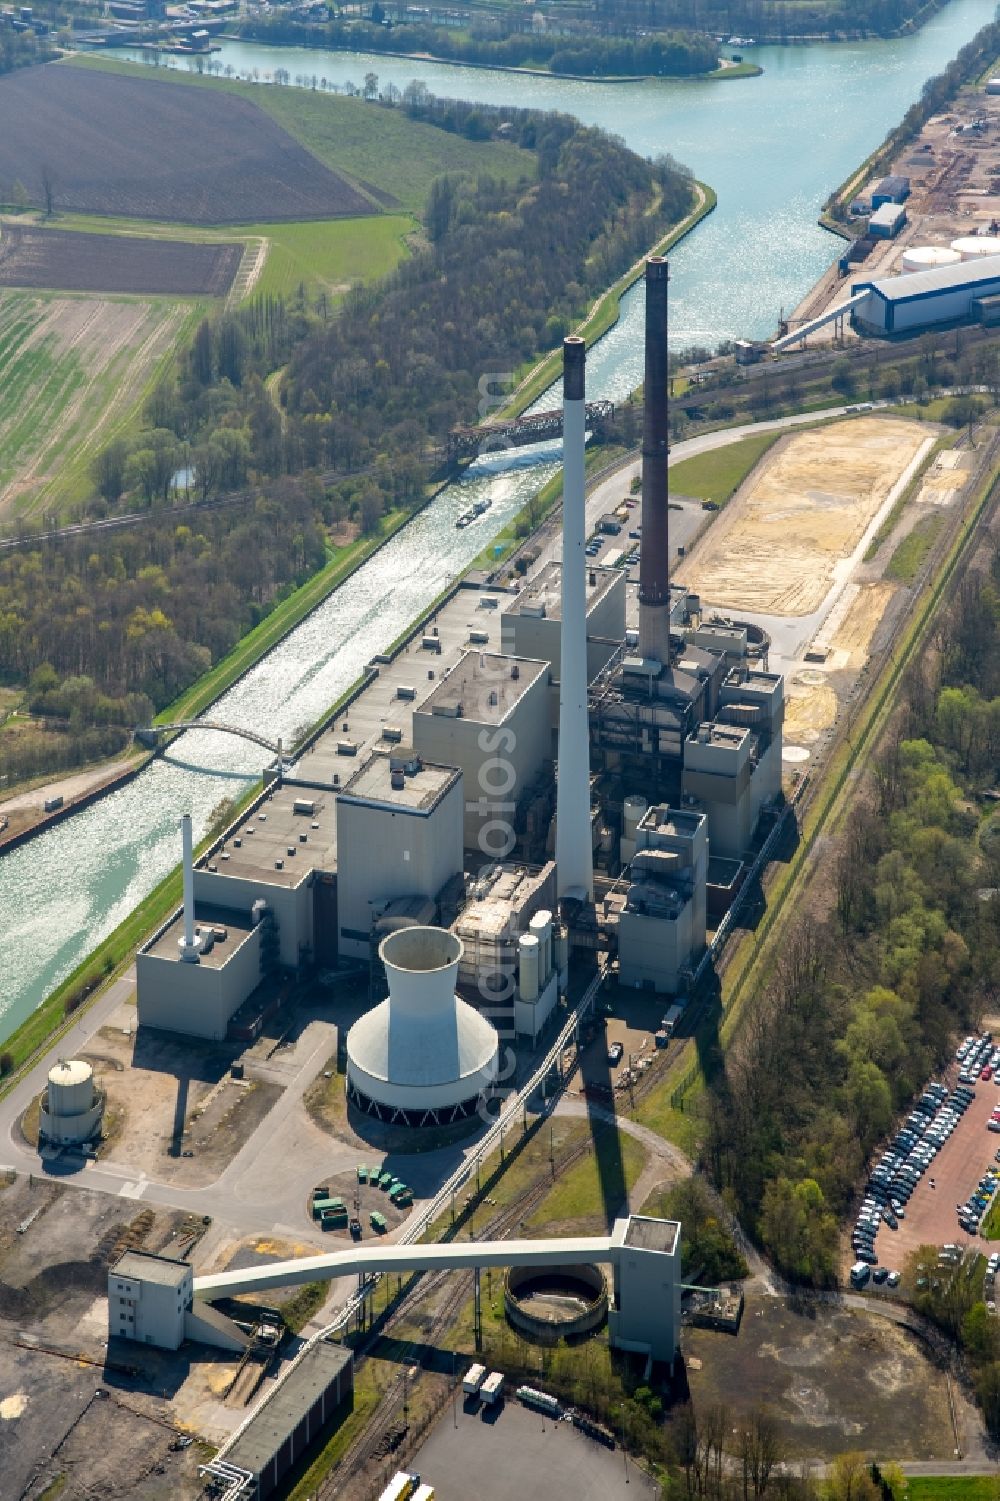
771,290 -> 869,352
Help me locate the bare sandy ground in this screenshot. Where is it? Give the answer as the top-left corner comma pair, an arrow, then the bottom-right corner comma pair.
681,416 -> 930,616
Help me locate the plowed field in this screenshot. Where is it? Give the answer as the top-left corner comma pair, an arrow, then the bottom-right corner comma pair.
0,224 -> 241,295
0,63 -> 377,223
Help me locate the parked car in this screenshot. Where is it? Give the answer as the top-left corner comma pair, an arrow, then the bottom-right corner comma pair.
607,1042 -> 624,1066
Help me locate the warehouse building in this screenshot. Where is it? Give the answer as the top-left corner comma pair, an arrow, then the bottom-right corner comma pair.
868,202 -> 907,240
870,174 -> 910,209
220,1342 -> 354,1500
852,252 -> 1000,333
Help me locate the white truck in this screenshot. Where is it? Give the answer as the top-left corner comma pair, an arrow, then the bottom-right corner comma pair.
661,1003 -> 685,1038
462,1363 -> 486,1396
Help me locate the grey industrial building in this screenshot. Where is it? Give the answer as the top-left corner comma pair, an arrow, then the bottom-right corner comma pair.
616,806 -> 708,993
411,649 -> 551,853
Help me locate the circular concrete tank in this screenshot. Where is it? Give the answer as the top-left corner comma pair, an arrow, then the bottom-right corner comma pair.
40,1059 -> 103,1145
951,236 -> 1000,261
504,1262 -> 608,1343
346,926 -> 500,1126
900,245 -> 962,273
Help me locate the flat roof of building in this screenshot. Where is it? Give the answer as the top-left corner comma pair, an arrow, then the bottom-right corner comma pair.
145,904 -> 255,968
340,750 -> 460,814
854,251 -> 1000,302
204,787 -> 337,890
417,650 -> 547,724
640,806 -> 705,838
507,560 -> 621,623
225,1342 -> 353,1479
624,1216 -> 680,1255
113,1249 -> 190,1287
688,721 -> 749,750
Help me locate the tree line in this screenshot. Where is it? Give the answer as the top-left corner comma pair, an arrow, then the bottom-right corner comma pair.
703,536 -> 1000,1307
239,14 -> 719,78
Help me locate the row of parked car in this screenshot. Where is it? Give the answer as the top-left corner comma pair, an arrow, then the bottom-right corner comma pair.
958,1033 -> 1000,1086
957,1163 -> 999,1235
854,1080 -> 963,1267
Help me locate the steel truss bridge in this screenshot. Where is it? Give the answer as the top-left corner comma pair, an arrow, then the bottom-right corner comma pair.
447,399 -> 615,461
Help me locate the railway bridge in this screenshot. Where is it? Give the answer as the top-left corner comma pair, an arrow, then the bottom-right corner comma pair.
447,399 -> 615,462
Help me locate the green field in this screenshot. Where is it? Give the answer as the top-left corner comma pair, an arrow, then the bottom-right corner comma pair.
904,1479 -> 1000,1499
0,289 -> 198,521
56,55 -> 532,299
248,214 -> 414,298
886,512 -> 943,582
668,429 -> 780,506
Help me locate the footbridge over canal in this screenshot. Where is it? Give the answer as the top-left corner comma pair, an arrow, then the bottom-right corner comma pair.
135,721 -> 282,757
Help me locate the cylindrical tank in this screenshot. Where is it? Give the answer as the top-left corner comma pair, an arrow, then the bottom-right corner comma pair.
554,926 -> 569,986
519,933 -> 540,1002
951,236 -> 1000,261
900,245 -> 962,273
47,1059 -> 94,1118
530,909 -> 552,982
623,795 -> 648,841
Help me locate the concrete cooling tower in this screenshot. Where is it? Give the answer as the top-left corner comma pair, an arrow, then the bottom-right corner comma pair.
346,926 -> 500,1126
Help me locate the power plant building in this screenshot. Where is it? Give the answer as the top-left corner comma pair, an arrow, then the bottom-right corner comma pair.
617,806 -> 708,993
335,750 -> 463,959
411,649 -> 551,854
501,561 -> 626,685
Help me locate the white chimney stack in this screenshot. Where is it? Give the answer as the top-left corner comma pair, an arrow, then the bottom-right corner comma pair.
555,336 -> 594,903
177,812 -> 201,963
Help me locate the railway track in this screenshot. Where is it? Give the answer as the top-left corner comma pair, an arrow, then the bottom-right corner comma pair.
316,1130 -> 598,1499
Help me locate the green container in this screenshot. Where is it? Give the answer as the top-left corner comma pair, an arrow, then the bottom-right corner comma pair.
357,1166 -> 368,1184
321,1210 -> 348,1230
379,1172 -> 394,1190
312,1197 -> 343,1218
313,1185 -> 330,1200
370,1210 -> 387,1232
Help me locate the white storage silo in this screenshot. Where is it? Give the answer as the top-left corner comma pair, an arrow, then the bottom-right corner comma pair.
518,933 -> 540,1002
951,236 -> 1000,261
346,927 -> 499,1126
40,1058 -> 104,1144
529,909 -> 553,982
900,245 -> 962,273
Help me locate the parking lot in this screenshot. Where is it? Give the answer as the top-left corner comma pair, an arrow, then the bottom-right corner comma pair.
575,991 -> 671,1104
406,1392 -> 657,1500
849,1034 -> 1000,1280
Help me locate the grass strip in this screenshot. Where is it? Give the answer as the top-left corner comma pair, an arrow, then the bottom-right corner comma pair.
667,429 -> 779,507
